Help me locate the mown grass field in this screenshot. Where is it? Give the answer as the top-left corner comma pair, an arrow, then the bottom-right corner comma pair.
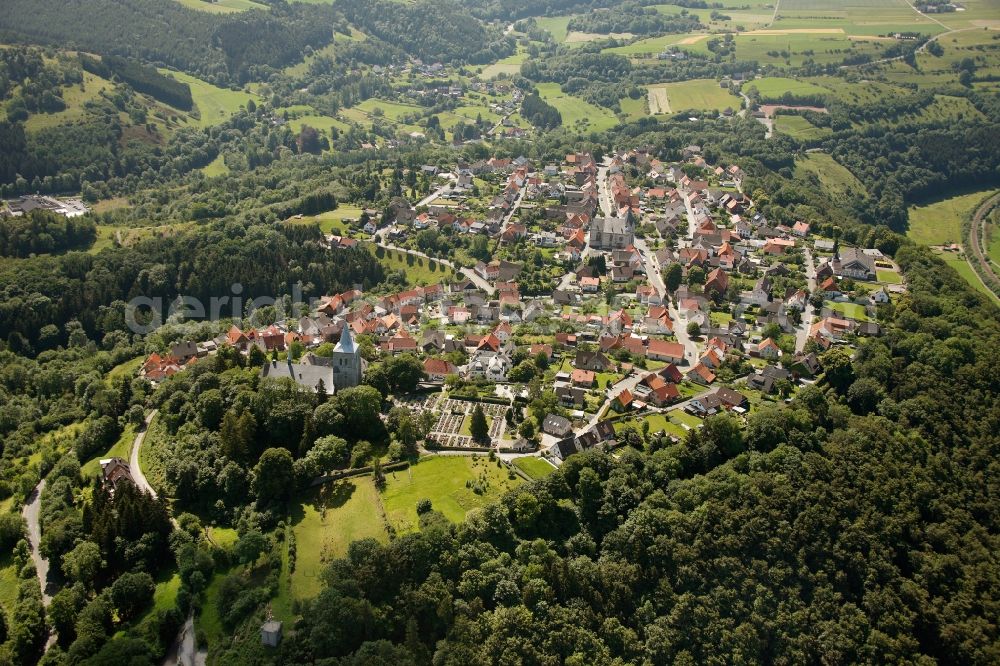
286,205 -> 364,235
934,249 -> 1000,303
745,76 -> 829,100
649,79 -> 740,113
175,0 -> 268,12
794,153 -> 865,197
285,479 -> 388,602
536,82 -> 620,132
535,15 -> 574,43
774,114 -> 832,140
513,456 -> 556,479
907,189 -> 998,246
158,69 -> 258,127
479,51 -> 527,78
370,245 -> 452,285
381,456 -> 521,533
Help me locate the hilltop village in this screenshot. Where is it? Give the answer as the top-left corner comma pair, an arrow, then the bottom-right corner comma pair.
140,146 -> 906,468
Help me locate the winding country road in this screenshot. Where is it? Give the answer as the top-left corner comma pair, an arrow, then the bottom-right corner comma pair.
22,481 -> 59,652
130,410 -> 160,499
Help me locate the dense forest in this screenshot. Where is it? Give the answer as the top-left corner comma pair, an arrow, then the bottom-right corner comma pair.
338,0 -> 515,65
566,3 -> 702,35
0,0 -> 337,84
521,92 -> 563,130
0,222 -> 384,351
0,210 -> 96,258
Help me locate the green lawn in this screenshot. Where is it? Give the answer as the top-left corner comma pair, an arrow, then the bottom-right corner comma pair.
876,269 -> 902,284
284,479 -> 387,603
207,526 -> 239,550
650,79 -> 740,113
157,69 -> 258,127
285,206 -> 365,234
381,456 -> 521,533
81,423 -> 137,478
512,457 -> 556,479
459,414 -> 492,437
825,300 -> 871,322
794,153 -> 865,197
535,82 -> 619,133
370,245 -> 452,286
907,189 -> 999,247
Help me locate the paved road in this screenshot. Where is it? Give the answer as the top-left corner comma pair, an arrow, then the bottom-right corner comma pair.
22,480 -> 53,607
795,248 -> 817,353
634,237 -> 666,298
596,161 -> 614,218
130,410 -> 160,499
162,613 -> 206,666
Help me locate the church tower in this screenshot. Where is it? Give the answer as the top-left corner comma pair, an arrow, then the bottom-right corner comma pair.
331,324 -> 362,390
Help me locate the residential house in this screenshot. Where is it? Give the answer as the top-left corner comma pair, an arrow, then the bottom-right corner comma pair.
646,339 -> 685,363
423,358 -> 458,381
542,414 -> 573,438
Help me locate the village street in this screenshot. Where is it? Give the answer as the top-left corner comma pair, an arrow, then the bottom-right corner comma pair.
795,248 -> 817,353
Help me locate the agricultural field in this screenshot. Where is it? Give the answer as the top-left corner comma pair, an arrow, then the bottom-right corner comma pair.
536,82 -> 620,132
906,189 -> 998,246
175,0 -> 268,12
380,456 -> 522,533
479,51 -> 527,78
285,205 -> 365,235
744,76 -> 829,100
158,69 -> 258,127
773,114 -> 832,140
353,98 -> 424,121
773,0 -> 947,35
512,456 -> 556,479
647,79 -> 740,113
604,32 -> 710,57
794,153 -> 865,197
